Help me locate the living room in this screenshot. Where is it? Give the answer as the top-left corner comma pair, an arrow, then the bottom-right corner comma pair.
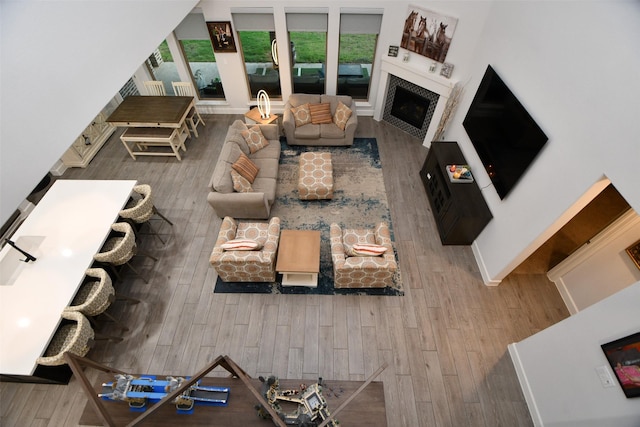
2,1 -> 639,425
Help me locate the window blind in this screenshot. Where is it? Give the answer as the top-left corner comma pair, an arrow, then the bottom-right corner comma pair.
232,12 -> 275,32
339,13 -> 383,35
286,13 -> 328,32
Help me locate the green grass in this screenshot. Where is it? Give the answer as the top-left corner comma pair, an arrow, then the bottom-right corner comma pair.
238,32 -> 273,63
338,34 -> 377,64
157,33 -> 375,64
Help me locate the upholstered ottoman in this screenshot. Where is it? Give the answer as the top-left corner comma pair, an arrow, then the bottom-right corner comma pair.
298,152 -> 333,200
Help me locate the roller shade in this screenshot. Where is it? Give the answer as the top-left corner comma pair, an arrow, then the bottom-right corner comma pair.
286,13 -> 328,32
174,12 -> 209,40
340,13 -> 383,35
232,12 -> 275,32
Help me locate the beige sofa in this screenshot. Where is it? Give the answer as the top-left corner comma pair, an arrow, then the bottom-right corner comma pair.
207,120 -> 280,219
283,94 -> 357,146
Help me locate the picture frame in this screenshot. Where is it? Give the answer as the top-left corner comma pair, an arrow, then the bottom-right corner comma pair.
625,239 -> 640,270
207,21 -> 237,53
440,62 -> 454,78
388,45 -> 399,57
601,332 -> 640,398
400,6 -> 458,63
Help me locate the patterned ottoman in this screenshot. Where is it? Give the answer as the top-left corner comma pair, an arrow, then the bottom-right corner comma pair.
298,152 -> 333,200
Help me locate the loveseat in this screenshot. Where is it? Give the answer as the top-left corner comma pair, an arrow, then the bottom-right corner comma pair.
207,120 -> 280,219
283,94 -> 357,146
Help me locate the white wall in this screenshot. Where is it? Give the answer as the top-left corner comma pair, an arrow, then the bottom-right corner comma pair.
0,0 -> 198,225
444,1 -> 640,284
509,282 -> 640,426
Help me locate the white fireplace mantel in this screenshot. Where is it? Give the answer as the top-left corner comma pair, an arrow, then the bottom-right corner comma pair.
374,56 -> 457,147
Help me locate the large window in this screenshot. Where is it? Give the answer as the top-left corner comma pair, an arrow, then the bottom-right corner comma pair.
287,13 -> 328,95
179,40 -> 224,99
233,12 -> 282,99
175,13 -> 224,99
145,41 -> 177,95
337,12 -> 382,100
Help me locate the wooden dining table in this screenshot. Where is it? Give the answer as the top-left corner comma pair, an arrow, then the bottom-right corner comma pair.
106,96 -> 194,160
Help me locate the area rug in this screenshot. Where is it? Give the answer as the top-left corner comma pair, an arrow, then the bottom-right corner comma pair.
214,137 -> 403,296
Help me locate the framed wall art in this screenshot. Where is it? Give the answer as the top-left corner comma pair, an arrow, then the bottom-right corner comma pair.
601,332 -> 640,398
207,21 -> 237,53
625,239 -> 640,270
400,6 -> 458,63
440,62 -> 454,78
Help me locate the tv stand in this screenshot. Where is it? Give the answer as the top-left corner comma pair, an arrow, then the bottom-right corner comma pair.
420,141 -> 492,245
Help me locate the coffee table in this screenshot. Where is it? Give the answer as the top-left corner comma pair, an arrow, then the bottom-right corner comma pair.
276,230 -> 321,287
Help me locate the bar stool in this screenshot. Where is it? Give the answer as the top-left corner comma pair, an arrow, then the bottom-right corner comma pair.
172,81 -> 205,137
94,222 -> 157,283
64,268 -> 138,333
36,312 -> 94,366
119,184 -> 173,244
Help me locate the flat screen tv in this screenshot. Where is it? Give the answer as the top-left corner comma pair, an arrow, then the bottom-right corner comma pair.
601,332 -> 640,398
462,65 -> 548,199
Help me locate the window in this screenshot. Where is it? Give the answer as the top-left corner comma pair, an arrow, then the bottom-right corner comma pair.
175,13 -> 225,99
145,40 -> 177,95
179,40 -> 224,99
233,11 -> 282,99
337,12 -> 382,100
286,13 -> 328,95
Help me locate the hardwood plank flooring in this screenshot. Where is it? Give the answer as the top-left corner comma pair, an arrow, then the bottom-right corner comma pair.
0,115 -> 569,426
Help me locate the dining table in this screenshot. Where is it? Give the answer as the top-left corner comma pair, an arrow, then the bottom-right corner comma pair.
0,179 -> 137,383
106,95 -> 194,160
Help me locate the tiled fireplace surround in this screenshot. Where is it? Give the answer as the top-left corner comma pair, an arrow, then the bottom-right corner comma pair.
374,57 -> 456,146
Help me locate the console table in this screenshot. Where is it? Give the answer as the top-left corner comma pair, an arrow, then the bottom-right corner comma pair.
421,141 -> 492,245
0,179 -> 136,383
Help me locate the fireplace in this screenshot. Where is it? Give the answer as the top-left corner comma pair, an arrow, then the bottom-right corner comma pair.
375,57 -> 456,146
390,87 -> 430,128
383,75 -> 439,141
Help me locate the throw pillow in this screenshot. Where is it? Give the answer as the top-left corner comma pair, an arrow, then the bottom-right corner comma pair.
230,169 -> 253,193
221,239 -> 262,251
290,103 -> 312,127
241,125 -> 270,154
333,101 -> 353,131
309,103 -> 333,124
352,243 -> 388,256
231,152 -> 259,183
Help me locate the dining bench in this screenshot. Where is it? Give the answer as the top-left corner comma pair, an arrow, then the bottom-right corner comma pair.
119,126 -> 188,161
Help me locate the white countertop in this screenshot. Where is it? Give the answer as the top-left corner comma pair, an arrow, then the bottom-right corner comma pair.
0,179 -> 136,376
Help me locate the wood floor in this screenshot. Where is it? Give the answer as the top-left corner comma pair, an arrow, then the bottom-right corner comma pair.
0,115 -> 570,426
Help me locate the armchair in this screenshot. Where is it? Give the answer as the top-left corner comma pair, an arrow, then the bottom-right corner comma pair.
210,216 -> 281,282
330,222 -> 398,288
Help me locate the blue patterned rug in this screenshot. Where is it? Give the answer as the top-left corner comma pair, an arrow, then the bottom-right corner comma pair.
214,137 -> 403,296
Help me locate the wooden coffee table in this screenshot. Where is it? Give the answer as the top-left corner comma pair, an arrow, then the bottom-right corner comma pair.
276,230 -> 321,287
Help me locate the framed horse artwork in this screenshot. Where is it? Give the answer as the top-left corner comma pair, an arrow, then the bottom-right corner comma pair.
400,6 -> 458,63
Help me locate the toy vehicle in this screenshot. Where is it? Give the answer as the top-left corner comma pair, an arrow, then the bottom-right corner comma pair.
99,374 -> 229,414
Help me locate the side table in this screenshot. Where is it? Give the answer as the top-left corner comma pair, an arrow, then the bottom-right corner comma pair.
244,107 -> 279,126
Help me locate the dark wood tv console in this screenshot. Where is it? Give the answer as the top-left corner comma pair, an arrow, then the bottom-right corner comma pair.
421,141 -> 492,245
